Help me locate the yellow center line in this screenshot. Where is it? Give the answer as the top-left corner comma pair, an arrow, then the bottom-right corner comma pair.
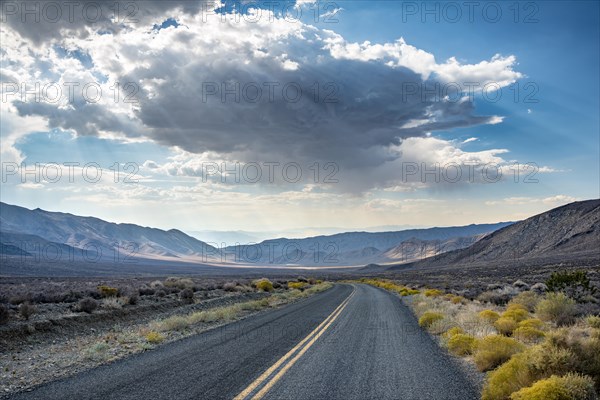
250,292 -> 353,399
234,286 -> 355,400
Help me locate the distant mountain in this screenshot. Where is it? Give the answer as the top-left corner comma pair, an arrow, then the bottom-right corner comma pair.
0,202 -> 511,268
389,199 -> 600,270
381,235 -> 486,264
221,222 -> 512,266
0,203 -> 218,263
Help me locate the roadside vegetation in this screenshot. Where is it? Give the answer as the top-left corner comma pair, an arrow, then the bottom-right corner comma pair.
361,271 -> 600,400
150,280 -> 331,335
0,276 -> 331,395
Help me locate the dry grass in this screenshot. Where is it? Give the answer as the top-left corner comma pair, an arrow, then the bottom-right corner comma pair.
474,335 -> 526,372
447,333 -> 476,356
358,278 -> 419,296
364,278 -> 600,399
510,373 -> 597,400
535,292 -> 577,326
145,331 -> 165,344
418,312 -> 444,329
102,297 -> 127,309
153,282 -> 332,334
252,278 -> 274,292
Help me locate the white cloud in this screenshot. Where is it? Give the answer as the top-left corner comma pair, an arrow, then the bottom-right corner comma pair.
323,37 -> 522,88
487,116 -> 505,125
0,3 -> 530,196
320,7 -> 343,19
485,195 -> 578,206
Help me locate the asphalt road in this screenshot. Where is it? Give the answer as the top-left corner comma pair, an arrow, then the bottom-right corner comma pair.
8,284 -> 478,400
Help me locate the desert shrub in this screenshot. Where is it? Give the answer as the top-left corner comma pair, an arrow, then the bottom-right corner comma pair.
84,342 -> 110,361
188,303 -> 243,324
480,310 -> 501,323
102,297 -> 124,309
546,271 -> 597,302
495,317 -> 519,335
528,343 -> 578,376
156,289 -> 167,297
513,326 -> 545,343
31,292 -> 55,304
77,297 -> 99,313
474,335 -> 526,372
536,293 -> 577,326
444,327 -> 465,338
145,331 -> 165,344
546,271 -> 591,291
558,374 -> 598,400
139,286 -> 155,296
519,318 -> 545,330
127,294 -> 138,305
544,328 -> 600,392
98,285 -> 119,298
531,283 -> 548,295
482,343 -> 580,400
288,281 -> 308,290
424,289 -> 443,297
9,294 -> 31,305
61,290 -> 83,303
510,373 -> 597,400
446,295 -> 466,304
418,312 -> 444,329
158,315 -> 189,332
150,280 -> 164,289
448,334 -> 476,356
18,303 -> 35,320
360,278 -> 419,296
164,277 -> 194,290
253,278 -> 274,292
85,290 -> 102,300
586,315 -> 600,329
503,305 -> 530,322
223,282 -> 237,292
482,352 -> 534,400
510,292 -> 541,312
513,280 -> 530,291
428,317 -> 455,335
479,286 -> 520,305
400,288 -> 420,296
180,288 -> 194,304
507,303 -> 529,311
0,304 -> 9,324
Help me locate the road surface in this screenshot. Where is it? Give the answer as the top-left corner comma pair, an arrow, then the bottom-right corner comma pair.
8,284 -> 479,400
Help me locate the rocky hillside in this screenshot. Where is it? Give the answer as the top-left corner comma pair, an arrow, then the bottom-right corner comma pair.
390,199 -> 600,270
0,202 -> 512,268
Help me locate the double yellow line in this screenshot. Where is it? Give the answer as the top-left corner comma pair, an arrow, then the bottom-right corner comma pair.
234,286 -> 355,400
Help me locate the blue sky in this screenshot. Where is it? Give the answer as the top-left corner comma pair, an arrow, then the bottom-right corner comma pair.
325,0 -> 600,194
1,0 -> 598,236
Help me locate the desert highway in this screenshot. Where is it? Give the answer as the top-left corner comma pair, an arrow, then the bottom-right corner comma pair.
8,284 -> 479,400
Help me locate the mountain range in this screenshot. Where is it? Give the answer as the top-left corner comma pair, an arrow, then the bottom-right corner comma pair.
0,202 -> 510,269
389,199 -> 600,271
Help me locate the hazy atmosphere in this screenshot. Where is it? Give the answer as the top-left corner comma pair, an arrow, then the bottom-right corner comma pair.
2,1 -> 598,236
1,1 -> 599,400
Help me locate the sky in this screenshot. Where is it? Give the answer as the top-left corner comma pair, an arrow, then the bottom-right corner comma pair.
1,0 -> 598,237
